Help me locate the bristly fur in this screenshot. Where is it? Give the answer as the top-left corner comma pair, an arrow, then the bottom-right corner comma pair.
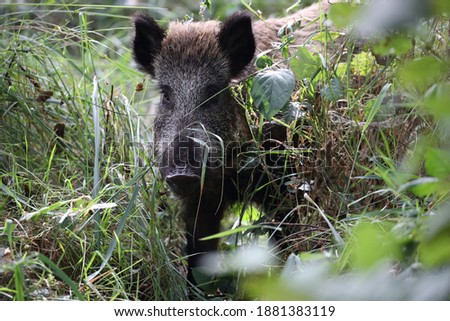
132,12 -> 165,76
131,2 -> 333,290
155,20 -> 230,89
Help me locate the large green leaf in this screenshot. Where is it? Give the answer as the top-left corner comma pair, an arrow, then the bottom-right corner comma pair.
372,34 -> 413,56
290,47 -> 321,80
419,203 -> 450,267
329,2 -> 360,28
424,82 -> 450,117
397,56 -> 447,93
425,147 -> 450,178
251,68 -> 295,119
348,221 -> 401,270
321,77 -> 343,102
398,177 -> 441,197
433,0 -> 450,14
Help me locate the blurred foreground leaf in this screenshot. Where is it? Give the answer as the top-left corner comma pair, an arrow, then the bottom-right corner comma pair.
397,56 -> 447,93
372,34 -> 413,56
419,204 -> 450,267
329,3 -> 361,29
425,148 -> 450,179
424,83 -> 450,117
347,221 -> 401,270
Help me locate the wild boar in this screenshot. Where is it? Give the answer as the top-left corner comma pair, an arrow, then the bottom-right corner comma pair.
132,0 -> 331,286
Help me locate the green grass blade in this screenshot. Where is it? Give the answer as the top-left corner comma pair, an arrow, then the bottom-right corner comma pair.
38,254 -> 85,301
87,181 -> 140,282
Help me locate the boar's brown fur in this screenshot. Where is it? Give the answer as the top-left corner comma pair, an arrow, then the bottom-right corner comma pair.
132,1 -> 332,287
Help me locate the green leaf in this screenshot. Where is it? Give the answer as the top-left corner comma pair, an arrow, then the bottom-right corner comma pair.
363,83 -> 391,133
200,0 -> 212,12
230,203 -> 262,223
282,101 -> 308,123
255,55 -> 273,69
14,264 -> 25,300
351,51 -> 377,77
251,68 -> 295,119
425,148 -> 450,178
398,177 -> 441,197
432,0 -> 450,14
397,56 -> 447,93
241,205 -> 262,223
424,83 -> 450,117
311,31 -> 342,44
291,47 -> 321,80
419,205 -> 450,267
372,34 -> 413,56
336,62 -> 348,79
320,77 -> 343,102
329,3 -> 360,29
88,182 -> 140,282
348,221 -> 400,270
420,232 -> 450,267
4,219 -> 15,249
245,277 -> 308,300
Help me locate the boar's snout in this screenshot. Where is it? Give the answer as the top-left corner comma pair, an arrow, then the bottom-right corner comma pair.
160,127 -> 224,197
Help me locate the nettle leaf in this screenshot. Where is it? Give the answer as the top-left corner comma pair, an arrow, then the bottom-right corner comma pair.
425,148 -> 450,178
251,68 -> 295,119
321,77 -> 343,102
351,51 -> 377,77
291,47 -> 321,80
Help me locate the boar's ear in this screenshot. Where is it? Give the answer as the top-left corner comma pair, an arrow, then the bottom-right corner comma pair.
218,12 -> 256,77
132,13 -> 165,76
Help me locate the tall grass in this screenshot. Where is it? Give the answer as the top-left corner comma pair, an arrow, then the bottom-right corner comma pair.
1,2 -> 187,300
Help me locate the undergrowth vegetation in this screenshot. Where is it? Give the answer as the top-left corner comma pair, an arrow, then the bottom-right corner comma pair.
1,0 -> 450,300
